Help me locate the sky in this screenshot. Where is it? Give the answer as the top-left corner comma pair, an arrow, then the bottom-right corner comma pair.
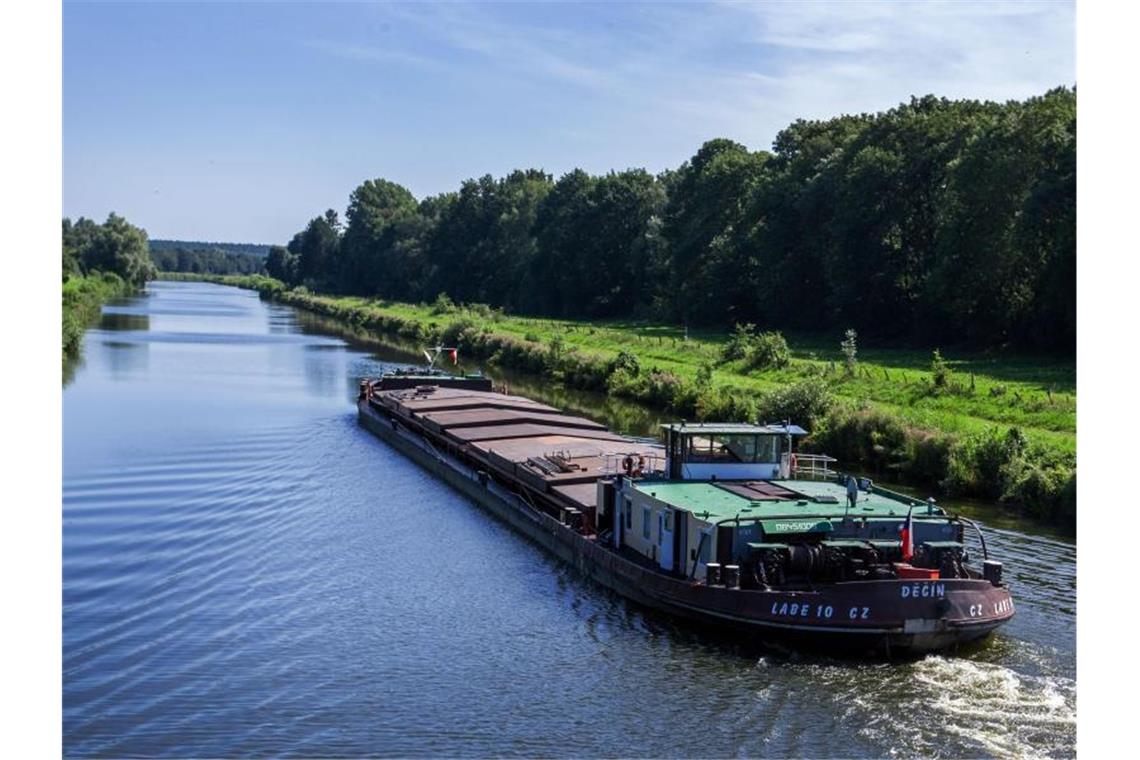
63,1 -> 1075,244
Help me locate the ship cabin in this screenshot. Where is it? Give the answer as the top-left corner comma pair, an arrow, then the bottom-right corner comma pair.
602,422 -> 964,585
661,422 -> 807,481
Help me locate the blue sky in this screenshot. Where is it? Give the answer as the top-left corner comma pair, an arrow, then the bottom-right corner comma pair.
64,1 -> 1075,243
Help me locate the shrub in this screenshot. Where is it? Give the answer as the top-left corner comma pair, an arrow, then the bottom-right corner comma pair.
605,365 -> 643,398
1001,460 -> 1069,519
810,406 -> 908,476
606,351 -> 641,377
756,379 -> 835,429
905,431 -> 953,486
840,329 -> 858,377
695,362 -> 715,388
931,348 -> 950,388
430,292 -> 457,315
943,427 -> 1029,500
748,331 -> 791,370
721,323 -> 756,362
441,317 -> 479,348
696,389 -> 757,422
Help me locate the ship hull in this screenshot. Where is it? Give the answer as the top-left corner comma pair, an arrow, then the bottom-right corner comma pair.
358,399 -> 1013,656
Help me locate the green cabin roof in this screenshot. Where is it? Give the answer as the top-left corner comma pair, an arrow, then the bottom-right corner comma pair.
633,478 -> 936,524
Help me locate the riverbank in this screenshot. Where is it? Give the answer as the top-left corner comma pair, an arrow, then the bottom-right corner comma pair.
62,273 -> 133,357
164,273 -> 1076,526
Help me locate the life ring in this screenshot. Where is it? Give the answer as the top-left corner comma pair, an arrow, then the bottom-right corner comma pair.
789,453 -> 798,474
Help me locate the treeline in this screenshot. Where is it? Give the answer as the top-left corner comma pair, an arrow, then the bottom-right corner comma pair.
268,87 -> 1074,352
63,214 -> 155,285
149,239 -> 271,257
150,247 -> 266,275
62,213 -> 153,356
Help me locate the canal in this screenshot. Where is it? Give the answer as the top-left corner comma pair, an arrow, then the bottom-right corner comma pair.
63,280 -> 1076,758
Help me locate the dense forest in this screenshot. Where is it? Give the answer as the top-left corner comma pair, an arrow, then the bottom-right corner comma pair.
268,87 -> 1074,353
150,246 -> 266,275
149,239 -> 271,257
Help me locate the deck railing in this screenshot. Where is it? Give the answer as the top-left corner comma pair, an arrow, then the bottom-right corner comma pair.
782,452 -> 837,480
602,452 -> 665,478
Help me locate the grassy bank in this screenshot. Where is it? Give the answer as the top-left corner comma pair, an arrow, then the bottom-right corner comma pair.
62,273 -> 133,357
173,273 -> 1076,526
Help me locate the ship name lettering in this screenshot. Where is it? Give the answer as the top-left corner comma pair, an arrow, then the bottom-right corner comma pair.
768,601 -> 836,619
900,583 -> 946,599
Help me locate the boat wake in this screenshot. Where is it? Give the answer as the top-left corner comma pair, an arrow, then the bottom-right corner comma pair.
834,653 -> 1076,759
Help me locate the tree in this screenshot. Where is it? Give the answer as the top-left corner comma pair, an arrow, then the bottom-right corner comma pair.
265,245 -> 296,283
337,179 -> 419,296
530,168 -> 666,317
426,170 -> 553,310
295,210 -> 341,287
662,139 -> 770,326
64,213 -> 154,285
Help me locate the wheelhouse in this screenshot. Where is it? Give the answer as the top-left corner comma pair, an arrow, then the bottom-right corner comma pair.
662,422 -> 807,481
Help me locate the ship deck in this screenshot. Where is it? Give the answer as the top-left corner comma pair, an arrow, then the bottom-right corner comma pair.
372,384 -> 939,526
372,385 -> 660,515
632,479 -> 939,522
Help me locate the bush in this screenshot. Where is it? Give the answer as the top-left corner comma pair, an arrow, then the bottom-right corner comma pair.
721,324 -> 791,370
62,272 -> 132,356
1001,461 -> 1070,519
695,362 -> 715,388
696,388 -> 757,422
441,317 -> 479,348
606,351 -> 641,377
748,331 -> 791,370
430,292 -> 457,315
943,427 -> 1029,500
905,432 -> 953,486
810,406 -> 908,476
931,348 -> 950,388
840,329 -> 857,377
756,379 -> 834,429
721,323 -> 756,362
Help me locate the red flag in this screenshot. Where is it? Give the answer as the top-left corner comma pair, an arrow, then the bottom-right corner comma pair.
900,506 -> 914,561
449,348 -> 458,365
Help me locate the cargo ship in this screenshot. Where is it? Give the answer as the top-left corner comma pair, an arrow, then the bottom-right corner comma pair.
357,366 -> 1014,656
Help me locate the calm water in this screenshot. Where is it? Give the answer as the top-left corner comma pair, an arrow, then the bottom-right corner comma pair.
63,281 -> 1076,758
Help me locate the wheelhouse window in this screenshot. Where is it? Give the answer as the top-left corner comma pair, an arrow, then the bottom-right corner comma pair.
642,506 -> 651,540
685,434 -> 779,463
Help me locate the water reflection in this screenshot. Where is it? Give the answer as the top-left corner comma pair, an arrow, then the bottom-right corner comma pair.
98,311 -> 150,332
101,338 -> 150,380
63,282 -> 1076,758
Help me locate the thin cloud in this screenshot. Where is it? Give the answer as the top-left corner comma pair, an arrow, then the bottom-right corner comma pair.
310,1 -> 1073,154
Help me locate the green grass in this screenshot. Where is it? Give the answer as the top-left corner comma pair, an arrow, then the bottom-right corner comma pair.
186,274 -> 1074,448
189,274 -> 1076,524
310,294 -> 1075,451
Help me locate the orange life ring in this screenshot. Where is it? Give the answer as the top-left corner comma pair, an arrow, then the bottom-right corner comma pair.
789,453 -> 798,473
